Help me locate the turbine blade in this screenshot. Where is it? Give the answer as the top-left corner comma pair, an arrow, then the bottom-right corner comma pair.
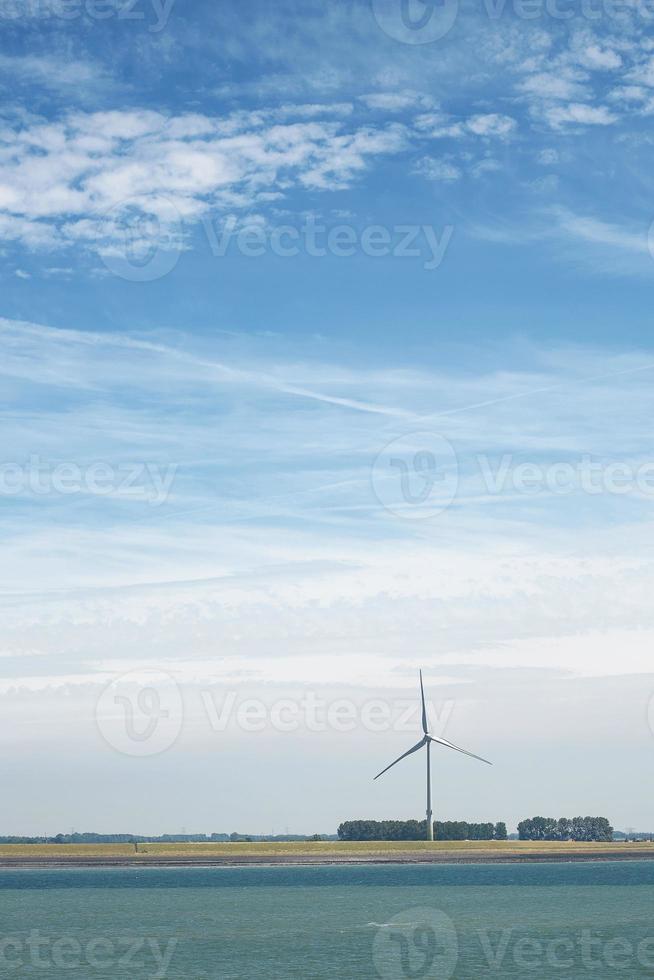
373,737 -> 427,780
428,734 -> 492,766
419,669 -> 429,735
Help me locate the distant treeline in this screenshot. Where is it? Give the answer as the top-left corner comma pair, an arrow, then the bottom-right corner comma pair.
517,816 -> 613,842
337,820 -> 508,841
0,833 -> 230,845
0,833 -> 335,845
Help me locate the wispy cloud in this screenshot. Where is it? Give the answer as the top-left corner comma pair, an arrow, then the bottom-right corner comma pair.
553,208 -> 650,254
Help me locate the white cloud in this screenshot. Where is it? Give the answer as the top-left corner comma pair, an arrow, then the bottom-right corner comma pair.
576,44 -> 622,71
608,85 -> 648,104
415,118 -> 465,139
413,156 -> 461,182
0,52 -> 113,94
298,122 -> 407,189
628,55 -> 654,87
415,112 -> 517,141
519,71 -> 588,101
514,32 -> 651,131
0,108 -> 408,254
528,174 -> 559,193
272,103 -> 354,120
544,102 -> 617,128
466,113 -> 517,138
537,148 -> 559,165
472,207 -> 654,276
553,208 -> 649,254
470,157 -> 501,178
360,91 -> 434,111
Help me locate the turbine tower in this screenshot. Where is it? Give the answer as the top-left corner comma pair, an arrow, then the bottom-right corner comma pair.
374,670 -> 492,841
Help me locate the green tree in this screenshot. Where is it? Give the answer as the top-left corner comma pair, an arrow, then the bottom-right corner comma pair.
556,818 -> 572,841
339,819 -> 501,842
518,815 -> 614,842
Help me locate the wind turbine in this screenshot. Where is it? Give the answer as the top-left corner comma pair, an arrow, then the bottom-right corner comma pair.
374,670 -> 492,841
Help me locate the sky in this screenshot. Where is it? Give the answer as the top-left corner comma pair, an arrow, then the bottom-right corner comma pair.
1,0 -> 654,836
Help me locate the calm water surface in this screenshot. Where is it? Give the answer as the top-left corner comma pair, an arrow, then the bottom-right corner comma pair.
0,861 -> 652,978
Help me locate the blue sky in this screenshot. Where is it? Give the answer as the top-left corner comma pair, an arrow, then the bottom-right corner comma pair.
2,0 -> 654,835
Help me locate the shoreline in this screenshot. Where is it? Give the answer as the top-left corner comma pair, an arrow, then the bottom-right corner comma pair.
1,849 -> 654,868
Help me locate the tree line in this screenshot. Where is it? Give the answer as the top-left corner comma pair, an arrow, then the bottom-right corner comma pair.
0,833 -> 231,845
337,820 -> 508,841
517,816 -> 613,841
0,832 -> 336,844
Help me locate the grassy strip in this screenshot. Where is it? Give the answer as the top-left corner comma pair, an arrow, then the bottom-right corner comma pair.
0,841 -> 652,858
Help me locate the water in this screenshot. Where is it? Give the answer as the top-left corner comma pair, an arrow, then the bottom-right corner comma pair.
0,861 -> 653,978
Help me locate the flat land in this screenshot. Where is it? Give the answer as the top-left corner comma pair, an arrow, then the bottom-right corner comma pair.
0,840 -> 653,867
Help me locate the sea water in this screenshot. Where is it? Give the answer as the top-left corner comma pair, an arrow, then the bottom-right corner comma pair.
0,861 -> 652,978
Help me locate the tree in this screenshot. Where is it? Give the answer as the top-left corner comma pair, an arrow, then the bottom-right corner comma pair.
518,817 -> 556,840
494,822 -> 508,841
518,815 -> 614,842
338,820 -> 503,842
556,818 -> 572,841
